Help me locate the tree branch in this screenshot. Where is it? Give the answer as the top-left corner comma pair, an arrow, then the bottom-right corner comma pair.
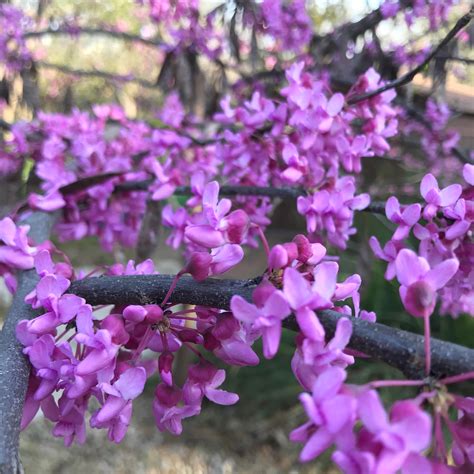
113,182 -> 387,215
347,8 -> 474,104
36,61 -> 158,90
69,274 -> 474,381
24,27 -> 162,48
0,212 -> 56,474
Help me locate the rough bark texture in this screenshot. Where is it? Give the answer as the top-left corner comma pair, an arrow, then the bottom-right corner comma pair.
69,274 -> 474,381
0,212 -> 55,474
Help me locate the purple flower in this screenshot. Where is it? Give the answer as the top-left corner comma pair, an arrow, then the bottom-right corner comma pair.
369,236 -> 403,280
152,383 -> 199,436
395,249 -> 459,318
290,367 -> 356,462
90,367 -> 147,442
183,363 -> 239,406
0,217 -> 36,271
421,173 -> 462,220
291,318 -> 354,390
185,181 -> 249,249
385,197 -> 421,240
336,390 -> 432,474
231,287 -> 290,359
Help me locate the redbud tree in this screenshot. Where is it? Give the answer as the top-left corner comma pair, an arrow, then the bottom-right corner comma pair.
0,1 -> 473,473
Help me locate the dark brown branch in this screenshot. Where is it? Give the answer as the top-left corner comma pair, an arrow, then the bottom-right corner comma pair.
348,8 -> 474,104
0,212 -> 56,474
24,27 -> 162,48
36,61 -> 158,90
68,274 -> 474,381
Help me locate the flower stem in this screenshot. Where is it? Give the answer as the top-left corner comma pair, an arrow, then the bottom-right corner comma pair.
440,370 -> 474,385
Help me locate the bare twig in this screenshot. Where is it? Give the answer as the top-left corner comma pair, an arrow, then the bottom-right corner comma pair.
347,8 -> 474,104
36,61 -> 158,90
69,273 -> 474,380
24,27 -> 162,48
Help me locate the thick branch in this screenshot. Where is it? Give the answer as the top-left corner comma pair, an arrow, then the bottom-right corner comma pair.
348,8 -> 474,104
0,212 -> 55,474
36,61 -> 158,90
69,274 -> 474,381
24,27 -> 162,48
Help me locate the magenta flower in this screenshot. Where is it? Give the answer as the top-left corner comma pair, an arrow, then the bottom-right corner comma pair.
349,390 -> 432,473
385,197 -> 421,240
231,288 -> 290,359
369,236 -> 403,280
183,363 -> 239,406
291,318 -> 354,390
395,249 -> 459,318
0,217 -> 36,270
52,397 -> 87,447
152,383 -> 199,436
75,329 -> 119,376
185,181 -> 249,248
91,367 -> 147,442
420,173 -> 462,220
290,367 -> 356,462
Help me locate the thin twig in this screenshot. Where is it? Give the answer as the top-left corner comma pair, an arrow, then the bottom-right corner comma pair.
68,273 -> 474,380
24,27 -> 163,48
36,61 -> 159,90
347,8 -> 474,104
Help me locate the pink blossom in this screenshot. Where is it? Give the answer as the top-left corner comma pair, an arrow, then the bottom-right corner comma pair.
395,249 -> 459,318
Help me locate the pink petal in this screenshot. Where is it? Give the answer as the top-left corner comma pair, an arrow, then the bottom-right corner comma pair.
313,367 -> 346,402
300,427 -> 333,462
230,296 -> 257,324
205,388 -> 239,405
424,258 -> 459,290
420,174 -> 438,199
313,261 -> 338,300
184,225 -> 226,248
463,163 -> 474,185
358,390 -> 388,433
210,244 -> 243,274
296,307 -> 325,342
262,324 -> 282,359
395,249 -> 429,286
385,196 -> 400,220
321,394 -> 355,433
114,367 -> 147,400
401,204 -> 421,226
263,291 -> 290,319
327,318 -> 352,350
283,267 -> 312,309
439,184 -> 462,207
327,93 -> 344,117
95,396 -> 127,423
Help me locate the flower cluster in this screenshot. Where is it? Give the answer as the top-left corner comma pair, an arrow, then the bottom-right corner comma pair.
17,249 -> 247,444
0,5 -> 32,72
371,166 -> 474,319
381,0 -> 458,29
258,0 -> 313,53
